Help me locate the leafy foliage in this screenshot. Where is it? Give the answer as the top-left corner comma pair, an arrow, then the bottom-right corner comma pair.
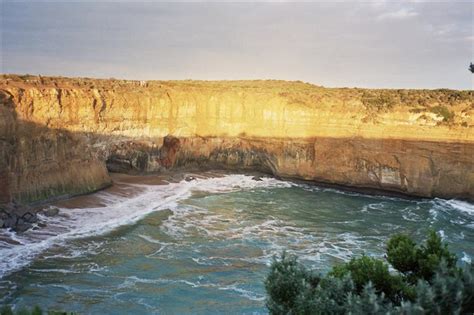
265,253 -> 321,314
469,62 -> 474,74
329,255 -> 409,304
387,230 -> 456,283
430,105 -> 455,122
400,263 -> 474,314
361,91 -> 396,111
265,231 -> 474,314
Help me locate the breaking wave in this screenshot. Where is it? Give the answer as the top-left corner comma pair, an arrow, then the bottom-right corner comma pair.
0,174 -> 290,279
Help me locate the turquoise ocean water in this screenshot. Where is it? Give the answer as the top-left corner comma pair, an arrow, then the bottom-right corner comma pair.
0,173 -> 473,314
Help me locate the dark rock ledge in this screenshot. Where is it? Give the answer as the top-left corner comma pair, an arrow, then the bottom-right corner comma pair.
0,201 -> 43,232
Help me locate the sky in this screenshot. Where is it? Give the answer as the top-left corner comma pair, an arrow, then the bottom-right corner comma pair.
1,0 -> 473,89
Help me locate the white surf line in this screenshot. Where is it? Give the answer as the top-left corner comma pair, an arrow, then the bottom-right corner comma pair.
0,174 -> 291,279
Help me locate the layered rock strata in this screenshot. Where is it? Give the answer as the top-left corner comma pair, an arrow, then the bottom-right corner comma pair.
1,74 -> 473,204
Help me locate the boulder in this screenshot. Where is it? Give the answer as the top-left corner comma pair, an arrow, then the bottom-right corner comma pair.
0,210 -> 8,220
22,212 -> 38,223
15,222 -> 32,233
185,176 -> 197,182
0,202 -> 39,232
3,215 -> 17,229
43,207 -> 60,217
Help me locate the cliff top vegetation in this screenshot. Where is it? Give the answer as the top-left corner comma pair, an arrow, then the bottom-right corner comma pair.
1,74 -> 473,128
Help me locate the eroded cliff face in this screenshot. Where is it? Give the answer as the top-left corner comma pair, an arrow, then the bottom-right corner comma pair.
1,74 -> 473,203
0,90 -> 111,204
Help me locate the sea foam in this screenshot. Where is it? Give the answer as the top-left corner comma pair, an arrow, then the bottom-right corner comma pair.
0,174 -> 290,279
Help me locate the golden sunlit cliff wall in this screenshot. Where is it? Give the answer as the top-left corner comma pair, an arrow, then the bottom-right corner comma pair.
1,74 -> 473,203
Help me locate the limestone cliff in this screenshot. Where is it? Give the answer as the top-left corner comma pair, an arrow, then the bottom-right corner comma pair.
1,74 -> 473,203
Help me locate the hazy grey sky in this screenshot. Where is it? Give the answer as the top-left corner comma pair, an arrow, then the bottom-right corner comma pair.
1,0 -> 472,89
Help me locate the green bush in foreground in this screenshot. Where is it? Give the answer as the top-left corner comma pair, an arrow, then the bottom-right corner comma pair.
265,231 -> 474,314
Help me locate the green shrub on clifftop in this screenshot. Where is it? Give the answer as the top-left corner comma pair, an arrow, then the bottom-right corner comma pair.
329,255 -> 411,304
361,91 -> 397,111
387,230 -> 456,283
430,105 -> 454,122
265,231 -> 474,314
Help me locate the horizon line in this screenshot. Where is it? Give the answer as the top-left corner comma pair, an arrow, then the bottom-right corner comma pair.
1,73 -> 472,91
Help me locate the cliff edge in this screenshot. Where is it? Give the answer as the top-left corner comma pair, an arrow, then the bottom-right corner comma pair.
1,74 -> 473,203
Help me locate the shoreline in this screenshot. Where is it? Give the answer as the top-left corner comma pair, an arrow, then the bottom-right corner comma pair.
0,170 -> 473,282
51,169 -> 271,209
2,167 -> 474,233
2,168 -> 469,217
